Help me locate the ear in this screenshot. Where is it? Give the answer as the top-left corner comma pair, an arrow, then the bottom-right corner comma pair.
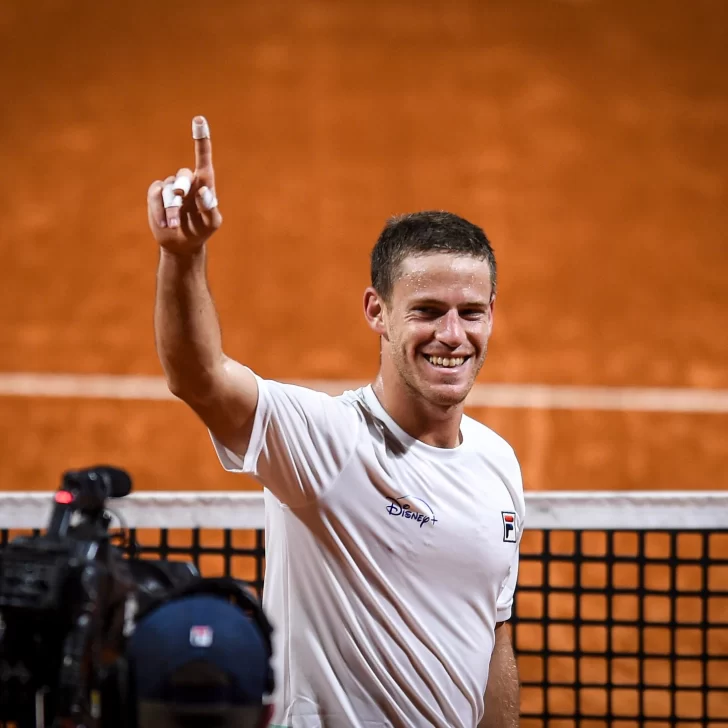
363,287 -> 388,338
488,294 -> 496,334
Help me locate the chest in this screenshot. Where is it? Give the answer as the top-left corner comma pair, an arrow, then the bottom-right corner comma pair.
319,447 -> 519,589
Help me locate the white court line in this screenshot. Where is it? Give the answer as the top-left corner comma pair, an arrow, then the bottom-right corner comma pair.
1,372 -> 728,413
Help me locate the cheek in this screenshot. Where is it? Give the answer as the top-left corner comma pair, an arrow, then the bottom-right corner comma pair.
400,324 -> 431,352
468,321 -> 491,343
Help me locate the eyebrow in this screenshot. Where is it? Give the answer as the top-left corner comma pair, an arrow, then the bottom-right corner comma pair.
409,297 -> 490,309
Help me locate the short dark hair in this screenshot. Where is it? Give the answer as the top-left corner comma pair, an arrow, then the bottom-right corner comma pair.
370,211 -> 497,303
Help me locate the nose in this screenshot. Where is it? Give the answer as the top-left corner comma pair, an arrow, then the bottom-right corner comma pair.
435,309 -> 466,348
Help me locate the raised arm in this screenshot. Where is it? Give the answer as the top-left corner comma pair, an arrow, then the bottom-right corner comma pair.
147,116 -> 258,454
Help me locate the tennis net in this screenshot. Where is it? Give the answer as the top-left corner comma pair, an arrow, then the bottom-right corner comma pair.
1,490 -> 727,726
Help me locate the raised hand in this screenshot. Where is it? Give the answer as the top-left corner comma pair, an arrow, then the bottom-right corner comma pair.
147,116 -> 222,254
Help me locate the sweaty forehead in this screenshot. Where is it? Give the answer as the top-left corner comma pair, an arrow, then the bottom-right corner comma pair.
393,253 -> 493,302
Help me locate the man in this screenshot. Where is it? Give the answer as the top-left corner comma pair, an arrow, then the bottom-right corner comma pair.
147,115 -> 524,728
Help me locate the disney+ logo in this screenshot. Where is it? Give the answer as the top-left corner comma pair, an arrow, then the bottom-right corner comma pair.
385,496 -> 438,528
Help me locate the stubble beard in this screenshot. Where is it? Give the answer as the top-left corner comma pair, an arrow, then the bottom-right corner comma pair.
394,342 -> 489,408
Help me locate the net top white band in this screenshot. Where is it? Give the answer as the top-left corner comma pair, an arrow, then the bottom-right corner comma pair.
0,491 -> 726,530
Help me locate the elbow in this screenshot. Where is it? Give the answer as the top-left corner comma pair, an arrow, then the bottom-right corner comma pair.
165,377 -> 191,403
165,370 -> 220,406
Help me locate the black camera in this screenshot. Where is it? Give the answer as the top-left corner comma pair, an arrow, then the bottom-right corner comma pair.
0,467 -> 202,728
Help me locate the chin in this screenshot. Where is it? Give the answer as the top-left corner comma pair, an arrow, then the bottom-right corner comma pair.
422,382 -> 471,407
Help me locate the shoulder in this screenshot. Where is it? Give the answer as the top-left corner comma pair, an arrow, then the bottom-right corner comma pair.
268,378 -> 363,418
461,414 -> 525,513
259,377 -> 361,409
255,377 -> 367,428
462,414 -> 520,465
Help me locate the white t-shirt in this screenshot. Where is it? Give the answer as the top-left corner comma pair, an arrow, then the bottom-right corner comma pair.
211,376 -> 525,728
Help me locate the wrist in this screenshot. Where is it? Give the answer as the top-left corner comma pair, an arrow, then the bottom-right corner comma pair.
159,244 -> 207,266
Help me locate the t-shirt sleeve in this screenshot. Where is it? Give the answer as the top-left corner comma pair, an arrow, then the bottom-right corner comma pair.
496,539 -> 521,623
496,450 -> 526,622
209,375 -> 360,507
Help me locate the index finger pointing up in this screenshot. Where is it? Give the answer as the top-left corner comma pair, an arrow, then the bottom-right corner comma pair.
192,115 -> 213,178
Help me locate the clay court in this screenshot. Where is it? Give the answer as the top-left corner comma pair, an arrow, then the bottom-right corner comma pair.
1,0 -> 726,724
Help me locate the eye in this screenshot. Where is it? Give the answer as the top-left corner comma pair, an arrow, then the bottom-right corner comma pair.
413,306 -> 440,317
460,309 -> 486,320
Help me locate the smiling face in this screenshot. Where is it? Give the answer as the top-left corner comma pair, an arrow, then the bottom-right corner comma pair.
365,252 -> 495,408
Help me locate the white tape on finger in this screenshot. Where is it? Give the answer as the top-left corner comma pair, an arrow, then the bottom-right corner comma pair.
198,186 -> 218,211
173,175 -> 191,196
192,117 -> 210,140
162,184 -> 183,209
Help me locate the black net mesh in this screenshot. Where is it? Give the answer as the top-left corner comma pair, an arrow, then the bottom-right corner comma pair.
2,522 -> 727,725
512,528 -> 728,726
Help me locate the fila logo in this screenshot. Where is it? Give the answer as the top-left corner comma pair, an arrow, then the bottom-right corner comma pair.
190,625 -> 214,648
502,511 -> 517,543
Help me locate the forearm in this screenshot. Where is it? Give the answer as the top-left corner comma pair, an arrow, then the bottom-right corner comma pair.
479,625 -> 520,728
154,246 -> 224,400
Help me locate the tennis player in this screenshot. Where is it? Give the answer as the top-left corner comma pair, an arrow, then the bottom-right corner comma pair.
147,116 -> 525,728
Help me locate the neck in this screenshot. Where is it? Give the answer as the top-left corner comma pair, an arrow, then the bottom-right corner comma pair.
371,370 -> 465,449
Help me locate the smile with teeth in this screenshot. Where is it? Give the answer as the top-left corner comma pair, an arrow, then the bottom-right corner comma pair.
424,354 -> 468,368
